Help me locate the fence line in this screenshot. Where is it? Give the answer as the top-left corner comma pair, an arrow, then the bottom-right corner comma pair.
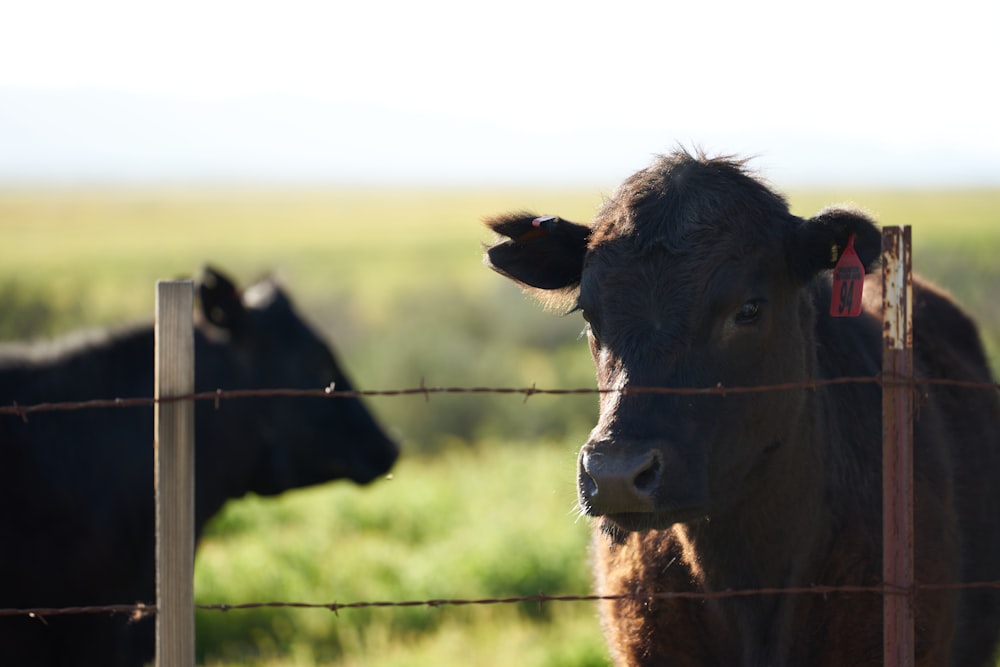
4,382 -> 999,622
8,579 -> 1000,621
1,376 -> 997,421
2,380 -> 999,625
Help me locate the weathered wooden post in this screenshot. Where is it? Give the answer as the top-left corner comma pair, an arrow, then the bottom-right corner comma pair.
881,226 -> 914,667
154,280 -> 196,667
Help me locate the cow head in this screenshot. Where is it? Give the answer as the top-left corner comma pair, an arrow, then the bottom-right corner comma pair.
195,267 -> 398,514
485,150 -> 880,540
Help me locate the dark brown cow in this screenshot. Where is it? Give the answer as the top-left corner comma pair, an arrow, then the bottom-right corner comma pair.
484,150 -> 1000,666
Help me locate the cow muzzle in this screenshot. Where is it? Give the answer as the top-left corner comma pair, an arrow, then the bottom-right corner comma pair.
577,437 -> 707,528
578,446 -> 660,515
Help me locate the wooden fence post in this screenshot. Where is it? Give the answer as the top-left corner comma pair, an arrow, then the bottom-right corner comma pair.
155,281 -> 196,667
881,226 -> 914,667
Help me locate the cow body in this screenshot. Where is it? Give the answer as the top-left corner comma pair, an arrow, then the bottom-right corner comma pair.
0,268 -> 398,666
484,151 -> 1000,666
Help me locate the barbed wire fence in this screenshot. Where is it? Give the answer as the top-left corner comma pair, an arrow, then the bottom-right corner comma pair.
2,374 -> 998,421
1,226 -> 999,666
6,579 -> 1000,620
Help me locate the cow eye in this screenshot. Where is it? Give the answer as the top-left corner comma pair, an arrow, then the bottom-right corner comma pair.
734,299 -> 764,326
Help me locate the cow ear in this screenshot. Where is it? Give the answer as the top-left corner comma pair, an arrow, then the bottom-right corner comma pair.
198,266 -> 246,334
790,206 -> 882,281
484,211 -> 591,306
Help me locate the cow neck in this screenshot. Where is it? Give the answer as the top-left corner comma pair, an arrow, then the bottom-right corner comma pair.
671,379 -> 829,663
692,360 -> 826,550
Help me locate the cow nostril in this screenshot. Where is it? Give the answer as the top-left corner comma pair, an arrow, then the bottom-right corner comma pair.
633,453 -> 661,493
581,468 -> 598,499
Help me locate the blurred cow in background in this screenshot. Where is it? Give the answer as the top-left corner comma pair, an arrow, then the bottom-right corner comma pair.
0,266 -> 398,666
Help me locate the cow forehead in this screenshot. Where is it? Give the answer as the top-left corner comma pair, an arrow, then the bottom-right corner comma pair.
582,245 -> 698,303
581,185 -> 795,311
578,236 -> 783,359
582,231 -> 772,302
591,203 -> 790,258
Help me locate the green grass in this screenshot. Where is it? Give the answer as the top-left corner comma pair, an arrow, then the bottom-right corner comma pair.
1,185 -> 998,665
194,442 -> 607,667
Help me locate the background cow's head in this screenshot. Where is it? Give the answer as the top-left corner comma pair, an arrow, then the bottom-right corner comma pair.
194,267 -> 398,520
485,150 -> 881,540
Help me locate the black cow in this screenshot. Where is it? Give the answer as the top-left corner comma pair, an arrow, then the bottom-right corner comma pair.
484,150 -> 1000,666
0,267 -> 398,666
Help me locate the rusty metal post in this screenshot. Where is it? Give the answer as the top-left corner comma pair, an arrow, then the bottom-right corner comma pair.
881,226 -> 914,667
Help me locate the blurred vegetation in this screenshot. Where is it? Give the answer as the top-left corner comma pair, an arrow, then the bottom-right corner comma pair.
1,185 -> 998,665
0,186 -> 605,452
0,279 -> 80,339
195,445 -> 605,666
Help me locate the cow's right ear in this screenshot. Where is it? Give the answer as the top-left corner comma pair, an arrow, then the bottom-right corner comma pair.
198,266 -> 246,335
484,212 -> 591,303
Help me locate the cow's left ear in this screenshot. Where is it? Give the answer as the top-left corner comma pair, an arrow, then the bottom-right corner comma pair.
198,266 -> 246,335
790,206 -> 882,282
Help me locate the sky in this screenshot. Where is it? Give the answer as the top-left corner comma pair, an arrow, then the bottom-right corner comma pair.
1,0 -> 998,186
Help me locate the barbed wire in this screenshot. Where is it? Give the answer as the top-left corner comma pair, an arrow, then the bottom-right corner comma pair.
2,375 -> 998,623
0,604 -> 152,620
1,375 -> 997,421
6,580 -> 1000,621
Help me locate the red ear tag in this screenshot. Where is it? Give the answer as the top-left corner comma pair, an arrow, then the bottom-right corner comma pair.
830,234 -> 865,317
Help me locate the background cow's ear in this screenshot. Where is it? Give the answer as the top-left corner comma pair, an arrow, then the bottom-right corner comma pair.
790,206 -> 882,281
484,212 -> 591,306
198,266 -> 246,334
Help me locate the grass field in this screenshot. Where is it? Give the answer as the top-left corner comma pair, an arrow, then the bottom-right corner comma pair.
1,185 -> 998,665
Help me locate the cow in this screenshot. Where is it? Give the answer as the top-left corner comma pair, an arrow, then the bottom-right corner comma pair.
0,267 -> 399,667
483,150 -> 1000,666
